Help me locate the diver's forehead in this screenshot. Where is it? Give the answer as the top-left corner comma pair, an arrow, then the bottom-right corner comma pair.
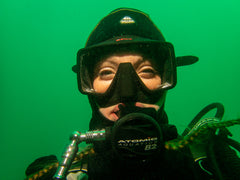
94,52 -> 157,71
102,53 -> 144,65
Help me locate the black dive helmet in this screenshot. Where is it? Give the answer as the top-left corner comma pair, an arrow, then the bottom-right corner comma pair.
72,8 -> 197,130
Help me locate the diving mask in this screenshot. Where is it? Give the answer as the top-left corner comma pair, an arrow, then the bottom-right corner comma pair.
74,43 -> 176,105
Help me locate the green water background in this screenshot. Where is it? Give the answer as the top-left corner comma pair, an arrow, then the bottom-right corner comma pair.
1,0 -> 240,179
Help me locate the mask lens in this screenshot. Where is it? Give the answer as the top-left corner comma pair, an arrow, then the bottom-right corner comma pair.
92,61 -> 162,94
78,43 -> 176,94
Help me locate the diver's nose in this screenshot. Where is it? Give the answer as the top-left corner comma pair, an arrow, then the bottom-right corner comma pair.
117,63 -> 138,103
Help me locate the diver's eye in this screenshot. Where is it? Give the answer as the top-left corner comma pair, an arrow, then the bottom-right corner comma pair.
138,67 -> 158,79
98,68 -> 115,80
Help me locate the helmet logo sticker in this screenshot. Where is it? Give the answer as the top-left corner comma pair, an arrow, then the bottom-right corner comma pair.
116,37 -> 133,42
120,16 -> 135,24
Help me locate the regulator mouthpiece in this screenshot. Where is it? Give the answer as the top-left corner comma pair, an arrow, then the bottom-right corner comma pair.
111,113 -> 164,160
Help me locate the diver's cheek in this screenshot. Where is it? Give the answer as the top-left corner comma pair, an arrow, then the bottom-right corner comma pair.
93,79 -> 112,93
141,76 -> 162,90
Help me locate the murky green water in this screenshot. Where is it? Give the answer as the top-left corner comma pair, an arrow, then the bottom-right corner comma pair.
1,0 -> 240,179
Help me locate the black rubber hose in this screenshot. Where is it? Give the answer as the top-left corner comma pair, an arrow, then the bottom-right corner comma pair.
207,140 -> 224,180
211,136 -> 240,180
225,138 -> 240,152
182,103 -> 224,136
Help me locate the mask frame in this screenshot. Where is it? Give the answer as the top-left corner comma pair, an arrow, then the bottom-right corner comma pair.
74,42 -> 177,96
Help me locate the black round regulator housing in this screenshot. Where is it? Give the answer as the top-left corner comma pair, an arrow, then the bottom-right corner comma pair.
111,113 -> 164,160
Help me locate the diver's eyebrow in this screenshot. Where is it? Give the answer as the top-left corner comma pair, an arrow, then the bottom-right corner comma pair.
95,59 -> 118,71
103,59 -> 119,66
133,58 -> 152,69
93,59 -> 118,78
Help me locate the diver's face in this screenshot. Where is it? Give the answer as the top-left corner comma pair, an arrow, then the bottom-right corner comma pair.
93,53 -> 161,121
93,53 -> 162,92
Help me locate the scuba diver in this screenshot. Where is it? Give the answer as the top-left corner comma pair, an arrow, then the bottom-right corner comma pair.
25,8 -> 240,180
